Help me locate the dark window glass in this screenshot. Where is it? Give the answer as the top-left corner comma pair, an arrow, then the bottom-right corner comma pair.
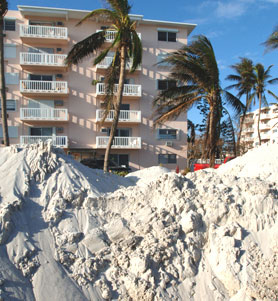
158,31 -> 167,41
158,154 -> 177,164
4,19 -> 15,31
158,80 -> 176,90
120,104 -> 130,110
158,129 -> 177,139
168,32 -> 176,42
158,80 -> 168,90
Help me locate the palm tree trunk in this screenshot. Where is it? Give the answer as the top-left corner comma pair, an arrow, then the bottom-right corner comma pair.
237,94 -> 248,155
103,46 -> 126,172
0,15 -> 9,146
257,93 -> 262,145
208,106 -> 217,168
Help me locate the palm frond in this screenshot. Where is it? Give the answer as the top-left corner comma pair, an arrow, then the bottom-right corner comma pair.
129,30 -> 142,72
222,90 -> 245,116
66,31 -> 105,66
263,25 -> 278,53
107,0 -> 131,15
76,9 -> 118,26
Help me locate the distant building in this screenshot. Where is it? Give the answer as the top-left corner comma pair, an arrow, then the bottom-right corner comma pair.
240,104 -> 278,149
0,5 -> 196,171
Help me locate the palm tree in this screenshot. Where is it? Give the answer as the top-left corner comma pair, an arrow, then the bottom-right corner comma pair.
250,63 -> 278,145
225,57 -> 255,152
0,0 -> 9,146
264,25 -> 278,52
153,35 -> 242,167
66,0 -> 142,172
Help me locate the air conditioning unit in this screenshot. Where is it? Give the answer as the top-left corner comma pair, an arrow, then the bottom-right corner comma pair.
56,74 -> 63,79
165,141 -> 173,147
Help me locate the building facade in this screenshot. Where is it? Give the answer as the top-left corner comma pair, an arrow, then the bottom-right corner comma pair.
241,104 -> 278,150
0,5 -> 196,171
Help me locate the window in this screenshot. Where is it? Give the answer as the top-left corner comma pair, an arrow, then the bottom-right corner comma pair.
157,53 -> 170,67
157,129 -> 178,140
110,154 -> 129,168
30,127 -> 53,136
158,154 -> 177,164
157,79 -> 176,90
4,44 -> 16,58
0,126 -> 18,138
158,29 -> 177,42
0,99 -> 16,111
5,73 -> 19,85
4,18 -> 16,31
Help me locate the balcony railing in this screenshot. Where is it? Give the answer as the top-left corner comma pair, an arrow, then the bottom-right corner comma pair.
96,109 -> 141,122
260,113 -> 271,120
20,135 -> 68,148
96,83 -> 141,97
96,56 -> 141,70
244,118 -> 254,123
20,52 -> 67,67
20,80 -> 68,94
259,124 -> 270,130
243,127 -> 254,133
97,30 -> 141,42
96,136 -> 141,149
20,108 -> 68,121
20,24 -> 68,40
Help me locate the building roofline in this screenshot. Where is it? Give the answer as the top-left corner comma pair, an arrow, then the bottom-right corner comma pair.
17,5 -> 196,34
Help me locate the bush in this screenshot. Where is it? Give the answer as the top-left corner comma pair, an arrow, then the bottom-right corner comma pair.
112,170 -> 129,177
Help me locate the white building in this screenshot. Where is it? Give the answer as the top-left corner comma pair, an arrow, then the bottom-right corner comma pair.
241,104 -> 278,149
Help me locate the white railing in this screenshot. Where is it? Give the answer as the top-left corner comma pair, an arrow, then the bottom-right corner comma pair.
244,118 -> 254,123
20,108 -> 68,121
244,137 -> 254,142
20,24 -> 68,40
243,127 -> 254,133
97,30 -> 141,42
20,52 -> 67,67
20,80 -> 68,94
96,109 -> 141,122
20,135 -> 68,148
260,113 -> 271,119
96,56 -> 141,70
259,124 -> 270,130
96,136 -> 141,149
96,83 -> 141,97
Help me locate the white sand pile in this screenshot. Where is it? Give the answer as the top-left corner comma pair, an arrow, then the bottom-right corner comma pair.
0,142 -> 277,300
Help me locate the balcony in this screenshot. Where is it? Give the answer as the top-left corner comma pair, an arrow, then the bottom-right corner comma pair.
20,80 -> 68,97
260,113 -> 271,120
96,83 -> 141,98
19,24 -> 68,45
97,30 -> 141,43
96,136 -> 141,149
244,137 -> 254,142
243,127 -> 253,133
20,135 -> 68,148
20,108 -> 68,122
96,56 -> 141,72
96,110 -> 141,123
20,52 -> 67,71
259,124 -> 270,131
244,118 -> 254,124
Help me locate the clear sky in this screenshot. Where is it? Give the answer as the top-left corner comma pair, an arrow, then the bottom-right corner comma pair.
8,0 -> 278,125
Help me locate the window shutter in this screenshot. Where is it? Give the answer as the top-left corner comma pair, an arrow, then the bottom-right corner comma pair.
156,129 -> 160,140
4,44 -> 16,58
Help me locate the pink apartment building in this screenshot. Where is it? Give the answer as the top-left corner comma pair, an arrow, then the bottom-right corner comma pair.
1,5 -> 196,171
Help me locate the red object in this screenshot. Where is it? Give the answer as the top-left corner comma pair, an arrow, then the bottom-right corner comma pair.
193,157 -> 234,172
176,165 -> 179,173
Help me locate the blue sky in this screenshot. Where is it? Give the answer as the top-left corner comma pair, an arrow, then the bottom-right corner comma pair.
9,0 -> 278,124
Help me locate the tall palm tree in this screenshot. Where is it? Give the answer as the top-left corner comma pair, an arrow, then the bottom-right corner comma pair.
66,0 -> 142,172
0,0 -> 9,146
250,63 -> 278,145
264,25 -> 278,52
225,57 -> 255,152
153,35 -> 242,167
